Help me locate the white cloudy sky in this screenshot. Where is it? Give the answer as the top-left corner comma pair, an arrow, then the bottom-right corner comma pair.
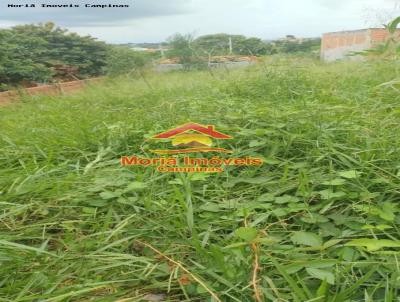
0,0 -> 399,43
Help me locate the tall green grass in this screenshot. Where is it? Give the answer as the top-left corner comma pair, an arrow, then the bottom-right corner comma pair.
1,57 -> 400,301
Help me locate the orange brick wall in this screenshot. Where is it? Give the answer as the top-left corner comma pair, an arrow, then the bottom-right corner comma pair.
322,29 -> 400,51
370,29 -> 390,43
370,29 -> 400,43
0,78 -> 103,106
321,31 -> 368,51
321,28 -> 400,61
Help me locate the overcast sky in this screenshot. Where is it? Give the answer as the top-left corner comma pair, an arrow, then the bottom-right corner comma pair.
0,0 -> 399,43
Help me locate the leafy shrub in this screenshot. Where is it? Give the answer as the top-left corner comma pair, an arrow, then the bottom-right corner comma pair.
106,46 -> 149,76
0,22 -> 108,90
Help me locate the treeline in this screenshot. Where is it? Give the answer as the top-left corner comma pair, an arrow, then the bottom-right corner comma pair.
0,22 -> 151,91
0,22 -> 321,90
267,37 -> 321,54
166,33 -> 320,65
0,22 -> 107,90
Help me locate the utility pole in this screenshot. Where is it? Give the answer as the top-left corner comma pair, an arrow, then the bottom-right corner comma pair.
229,37 -> 233,55
160,44 -> 165,58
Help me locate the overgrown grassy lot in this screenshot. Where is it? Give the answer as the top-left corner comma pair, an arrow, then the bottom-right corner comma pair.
1,57 -> 400,301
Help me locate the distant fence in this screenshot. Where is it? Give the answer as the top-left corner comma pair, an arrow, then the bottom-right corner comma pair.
0,61 -> 256,106
0,78 -> 103,106
154,61 -> 256,72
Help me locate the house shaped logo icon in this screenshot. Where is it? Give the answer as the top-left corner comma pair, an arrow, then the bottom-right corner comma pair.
150,122 -> 233,154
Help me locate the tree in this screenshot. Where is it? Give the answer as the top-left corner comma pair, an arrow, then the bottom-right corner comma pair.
106,46 -> 148,76
267,38 -> 321,54
234,37 -> 269,55
167,34 -> 198,66
0,22 -> 109,90
193,34 -> 268,56
0,28 -> 51,89
193,34 -> 232,57
11,22 -> 109,78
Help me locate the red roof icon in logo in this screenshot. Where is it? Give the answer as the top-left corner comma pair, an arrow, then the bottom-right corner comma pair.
152,122 -> 232,140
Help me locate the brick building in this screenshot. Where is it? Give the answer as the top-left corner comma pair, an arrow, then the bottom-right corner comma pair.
321,28 -> 399,62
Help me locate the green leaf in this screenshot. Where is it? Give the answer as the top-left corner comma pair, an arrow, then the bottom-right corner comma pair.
99,191 -> 118,200
357,202 -> 397,222
334,268 -> 376,301
316,279 -> 329,298
127,181 -> 148,190
301,213 -> 329,223
388,16 -> 400,34
117,197 -> 138,205
275,195 -> 299,204
318,189 -> 346,200
262,158 -> 281,165
338,247 -> 357,261
234,227 -> 258,242
168,178 -> 183,185
322,178 -> 346,186
249,140 -> 266,147
190,173 -> 210,181
306,268 -> 335,285
338,170 -> 359,179
346,238 -> 400,252
224,177 -> 271,188
376,224 -> 393,230
270,258 -> 307,302
272,208 -> 289,217
322,239 -> 342,250
257,193 -> 275,202
304,259 -> 337,268
282,263 -> 304,274
87,200 -> 108,207
0,240 -> 59,258
291,231 -> 322,247
82,207 -> 97,214
200,203 -> 221,212
361,224 -> 393,231
379,202 -> 396,221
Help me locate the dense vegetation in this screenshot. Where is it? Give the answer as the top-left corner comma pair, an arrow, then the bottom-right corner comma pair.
193,34 -> 269,56
1,56 -> 400,301
167,33 -> 320,65
266,37 -> 321,55
0,22 -> 321,90
0,22 -> 109,89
